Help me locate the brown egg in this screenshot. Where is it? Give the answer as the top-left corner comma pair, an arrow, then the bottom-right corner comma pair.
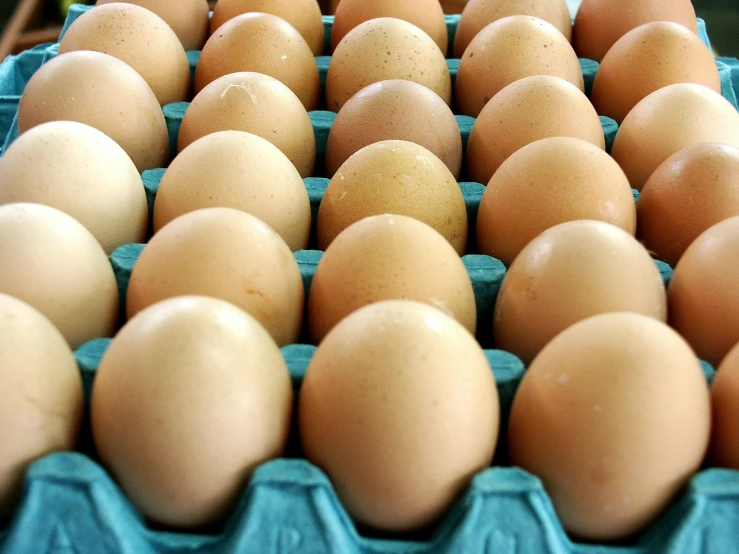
0,121 -> 148,254
210,0 -> 324,55
611,84 -> 739,191
92,296 -> 292,529
331,0 -> 447,53
711,342 -> 739,469
17,51 -> 168,172
154,131 -> 311,251
455,16 -> 583,117
0,203 -> 119,349
638,143 -> 739,267
454,0 -> 571,58
96,0 -> 210,50
465,75 -> 605,185
59,3 -> 190,105
591,22 -> 721,123
494,220 -> 667,364
476,137 -> 635,266
326,17 -> 452,112
440,0 -> 467,14
669,216 -> 739,367
326,80 -> 462,178
195,13 -> 320,110
178,72 -> 316,177
508,312 -> 710,541
0,293 -> 83,521
127,208 -> 304,346
308,214 -> 476,343
300,300 -> 499,532
573,0 -> 698,62
318,140 -> 467,253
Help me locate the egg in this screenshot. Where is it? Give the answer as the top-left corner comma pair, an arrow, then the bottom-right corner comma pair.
195,13 -> 320,110
210,0 -> 324,56
494,220 -> 667,364
711,342 -> 739,469
668,216 -> 739,367
17,51 -> 168,172
465,75 -> 605,185
0,293 -> 83,521
0,121 -> 148,254
325,80 -> 462,178
0,203 -> 119,349
611,84 -> 739,191
476,137 -> 635,266
573,0 -> 698,62
154,131 -> 311,251
454,0 -> 571,58
127,208 -> 303,346
440,0 -> 467,14
300,299 -> 499,532
637,143 -> 739,267
455,16 -> 583,117
318,140 -> 467,254
331,0 -> 447,53
92,296 -> 292,529
508,312 -> 710,541
58,3 -> 190,105
591,22 -> 721,124
308,214 -> 476,343
178,72 -> 316,177
96,0 -> 210,50
326,17 -> 452,112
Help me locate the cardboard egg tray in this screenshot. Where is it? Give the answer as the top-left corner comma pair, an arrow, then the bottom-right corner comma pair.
1,4 -> 739,553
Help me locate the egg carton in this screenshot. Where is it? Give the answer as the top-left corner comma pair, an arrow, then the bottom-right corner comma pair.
1,4 -> 739,553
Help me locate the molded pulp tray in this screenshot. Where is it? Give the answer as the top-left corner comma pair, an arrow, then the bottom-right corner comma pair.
1,4 -> 739,553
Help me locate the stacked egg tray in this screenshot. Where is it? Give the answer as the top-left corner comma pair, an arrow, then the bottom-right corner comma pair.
2,4 -> 739,553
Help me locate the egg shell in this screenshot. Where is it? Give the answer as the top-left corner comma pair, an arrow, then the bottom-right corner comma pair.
17,51 -> 169,172
711,342 -> 739,469
195,13 -> 320,111
318,140 -> 467,254
210,0 -> 324,56
455,16 -> 583,117
326,17 -> 452,112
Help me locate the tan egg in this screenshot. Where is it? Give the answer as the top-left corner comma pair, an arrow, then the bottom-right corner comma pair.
611,84 -> 739,191
711,342 -> 739,469
92,296 -> 292,529
455,16 -> 583,117
573,0 -> 698,62
211,0 -> 324,55
476,137 -> 635,266
591,22 -> 721,123
331,0 -> 447,53
326,80 -> 462,178
127,208 -> 303,346
637,143 -> 739,267
178,72 -> 316,177
0,121 -> 147,254
195,13 -> 320,110
668,216 -> 739,367
508,312 -> 710,541
0,203 -> 119,349
454,0 -> 571,58
96,0 -> 210,50
309,214 -> 476,343
58,3 -> 190,105
18,51 -> 168,172
0,293 -> 82,522
300,300 -> 499,532
466,75 -> 605,185
154,131 -> 311,251
326,17 -> 452,112
318,140 -> 467,253
494,220 -> 667,365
